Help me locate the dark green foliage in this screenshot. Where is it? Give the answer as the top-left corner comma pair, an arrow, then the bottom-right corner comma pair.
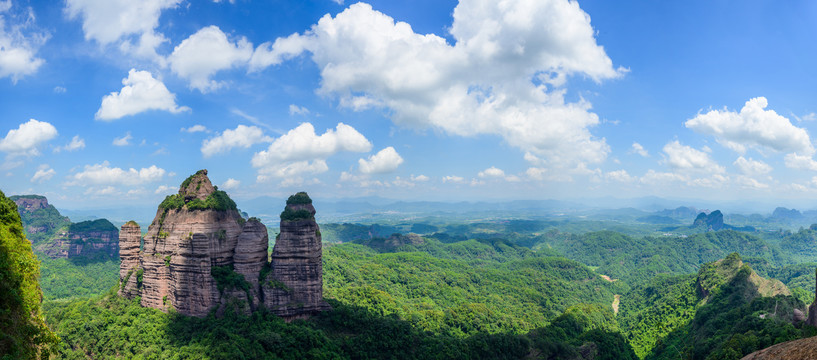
324,239 -> 626,337
159,190 -> 237,212
68,218 -> 117,233
285,192 -> 312,205
280,208 -> 313,222
0,190 -> 59,359
179,170 -> 207,191
542,230 -> 784,285
211,266 -> 251,294
37,254 -> 119,300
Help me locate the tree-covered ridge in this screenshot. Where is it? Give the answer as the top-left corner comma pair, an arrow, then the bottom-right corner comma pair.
538,230 -> 785,285
11,200 -> 69,245
324,238 -> 626,337
285,192 -> 312,205
159,190 -> 238,212
43,289 -> 637,360
619,253 -> 809,359
8,195 -> 47,200
68,218 -> 117,233
0,190 -> 59,359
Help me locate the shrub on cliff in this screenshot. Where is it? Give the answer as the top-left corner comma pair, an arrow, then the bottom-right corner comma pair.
0,190 -> 59,359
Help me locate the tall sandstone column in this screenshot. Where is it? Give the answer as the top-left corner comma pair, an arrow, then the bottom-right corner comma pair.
263,192 -> 330,320
118,221 -> 142,298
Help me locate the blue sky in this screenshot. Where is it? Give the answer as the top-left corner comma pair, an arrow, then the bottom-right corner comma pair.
1,0 -> 816,209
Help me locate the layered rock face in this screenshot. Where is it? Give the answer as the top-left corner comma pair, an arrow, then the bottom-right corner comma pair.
263,197 -> 330,319
40,219 -> 119,258
119,170 -> 328,319
119,221 -> 142,298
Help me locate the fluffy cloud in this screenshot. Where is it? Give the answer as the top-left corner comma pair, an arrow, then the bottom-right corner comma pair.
733,156 -> 771,176
112,132 -> 132,146
253,1 -> 623,168
31,164 -> 55,183
0,3 -> 45,82
69,161 -> 165,186
442,175 -> 465,184
252,122 -> 371,180
64,0 -> 180,64
169,26 -> 253,92
784,153 -> 817,171
54,135 -> 85,153
0,119 -> 57,156
358,147 -> 403,174
630,142 -> 648,157
478,166 -> 505,178
221,178 -> 240,190
411,174 -> 429,182
95,69 -> 190,120
605,169 -> 634,182
685,97 -> 814,155
201,125 -> 271,158
154,184 -> 173,194
662,141 -> 724,174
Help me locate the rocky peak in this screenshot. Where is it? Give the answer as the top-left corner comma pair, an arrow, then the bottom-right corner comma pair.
693,210 -> 724,231
10,195 -> 49,213
179,169 -> 215,202
119,172 -> 328,319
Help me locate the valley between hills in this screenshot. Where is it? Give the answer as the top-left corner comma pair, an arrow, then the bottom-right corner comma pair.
6,170 -> 817,359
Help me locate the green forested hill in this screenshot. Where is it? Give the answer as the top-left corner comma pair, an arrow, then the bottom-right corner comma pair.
539,230 -> 785,285
619,253 -> 813,359
43,237 -> 637,359
0,190 -> 58,359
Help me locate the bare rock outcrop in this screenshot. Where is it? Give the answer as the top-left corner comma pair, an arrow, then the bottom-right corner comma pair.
118,170 -> 327,319
263,193 -> 330,320
118,221 -> 142,298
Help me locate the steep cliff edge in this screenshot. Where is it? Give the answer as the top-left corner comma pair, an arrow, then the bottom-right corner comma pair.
262,192 -> 331,319
118,170 -> 327,319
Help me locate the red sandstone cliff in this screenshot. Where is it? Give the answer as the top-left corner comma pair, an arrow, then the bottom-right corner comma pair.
118,170 -> 328,319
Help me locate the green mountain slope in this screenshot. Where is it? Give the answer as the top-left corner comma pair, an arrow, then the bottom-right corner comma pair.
0,190 -> 58,359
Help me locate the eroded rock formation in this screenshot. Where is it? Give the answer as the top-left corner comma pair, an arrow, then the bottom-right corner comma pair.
118,170 -> 329,319
39,219 -> 119,258
262,195 -> 330,319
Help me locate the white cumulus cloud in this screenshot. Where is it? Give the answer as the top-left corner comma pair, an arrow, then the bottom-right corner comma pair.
69,161 -> 166,186
252,122 -> 371,180
64,0 -> 180,64
0,119 -> 57,156
478,166 -> 505,178
95,69 -> 189,120
252,1 -> 624,168
685,97 -> 814,155
169,25 -> 253,92
221,178 -> 240,190
733,156 -> 771,176
31,164 -> 55,183
662,141 -> 724,174
201,125 -> 271,158
0,1 -> 46,82
605,169 -> 634,182
358,147 -> 403,174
